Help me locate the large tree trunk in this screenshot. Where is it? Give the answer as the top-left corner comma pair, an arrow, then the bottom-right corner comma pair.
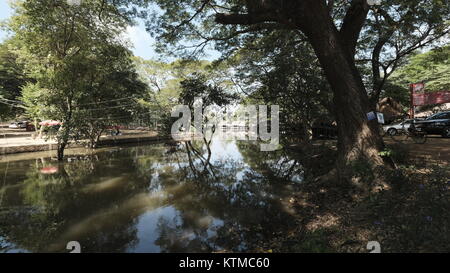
300,8 -> 388,182
214,0 -> 391,183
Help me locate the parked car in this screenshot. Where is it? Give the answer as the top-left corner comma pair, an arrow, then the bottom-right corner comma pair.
414,111 -> 450,137
8,121 -> 27,129
383,119 -> 414,136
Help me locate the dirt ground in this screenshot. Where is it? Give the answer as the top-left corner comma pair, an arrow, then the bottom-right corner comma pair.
265,138 -> 450,253
384,136 -> 450,164
310,136 -> 449,164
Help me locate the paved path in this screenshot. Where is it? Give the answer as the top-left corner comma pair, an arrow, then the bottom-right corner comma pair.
0,130 -> 161,155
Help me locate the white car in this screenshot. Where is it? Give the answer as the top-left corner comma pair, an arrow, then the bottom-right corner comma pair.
383,119 -> 413,136
8,121 -> 27,129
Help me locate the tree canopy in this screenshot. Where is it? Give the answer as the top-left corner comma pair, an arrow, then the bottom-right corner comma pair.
7,0 -> 147,157
0,40 -> 28,119
391,44 -> 450,93
139,0 -> 449,182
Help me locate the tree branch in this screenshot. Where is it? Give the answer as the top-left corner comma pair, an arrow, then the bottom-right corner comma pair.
174,0 -> 211,29
339,0 -> 370,58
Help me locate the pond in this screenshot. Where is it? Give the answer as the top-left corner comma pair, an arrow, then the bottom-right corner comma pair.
0,135 -> 306,253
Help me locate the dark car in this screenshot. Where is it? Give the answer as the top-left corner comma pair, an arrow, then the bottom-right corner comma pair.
414,111 -> 450,137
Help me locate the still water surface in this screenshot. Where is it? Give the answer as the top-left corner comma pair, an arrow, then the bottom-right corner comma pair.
0,136 -> 304,252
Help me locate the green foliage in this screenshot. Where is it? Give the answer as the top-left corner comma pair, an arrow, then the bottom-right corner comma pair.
0,40 -> 28,119
379,149 -> 393,158
378,45 -> 450,109
140,0 -> 449,133
19,82 -> 45,121
142,0 -> 449,89
134,57 -> 239,135
229,30 -> 333,133
8,0 -> 147,154
380,81 -> 411,107
390,45 -> 450,92
179,73 -> 238,108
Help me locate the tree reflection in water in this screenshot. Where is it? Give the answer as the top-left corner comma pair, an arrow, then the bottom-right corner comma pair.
0,135 -> 305,253
153,134 -> 304,252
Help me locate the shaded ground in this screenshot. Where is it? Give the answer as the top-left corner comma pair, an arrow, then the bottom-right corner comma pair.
384,136 -> 450,164
251,139 -> 450,253
306,136 -> 450,164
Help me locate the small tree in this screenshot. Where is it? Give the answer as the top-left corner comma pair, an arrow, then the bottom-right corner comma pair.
9,0 -> 142,159
75,46 -> 148,148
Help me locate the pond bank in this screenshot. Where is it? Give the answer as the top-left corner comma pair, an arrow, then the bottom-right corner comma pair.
0,132 -> 173,156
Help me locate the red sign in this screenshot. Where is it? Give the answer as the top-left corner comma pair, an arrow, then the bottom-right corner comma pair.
411,83 -> 425,93
413,91 -> 450,106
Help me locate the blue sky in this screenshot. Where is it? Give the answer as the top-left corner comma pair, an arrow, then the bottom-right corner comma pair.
0,0 -> 220,61
0,1 -> 13,42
